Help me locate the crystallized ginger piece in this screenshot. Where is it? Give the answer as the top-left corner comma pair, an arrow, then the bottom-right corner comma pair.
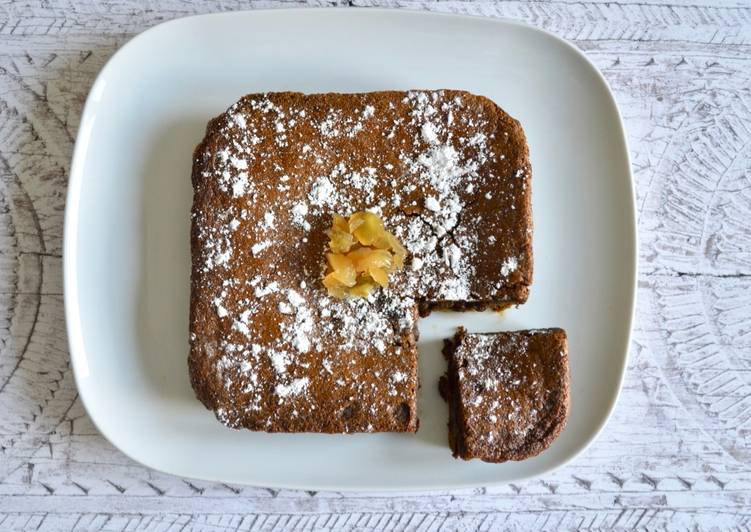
325,253 -> 357,286
349,211 -> 384,246
329,228 -> 355,254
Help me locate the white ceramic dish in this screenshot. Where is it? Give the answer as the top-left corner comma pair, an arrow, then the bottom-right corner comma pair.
65,8 -> 636,490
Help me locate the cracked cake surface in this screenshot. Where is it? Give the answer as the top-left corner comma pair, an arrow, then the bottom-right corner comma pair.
189,90 -> 532,432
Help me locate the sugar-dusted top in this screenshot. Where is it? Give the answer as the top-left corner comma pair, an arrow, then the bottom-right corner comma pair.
189,90 -> 532,432
452,328 -> 569,460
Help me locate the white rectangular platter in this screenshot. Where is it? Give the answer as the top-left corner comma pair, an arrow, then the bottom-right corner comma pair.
65,8 -> 636,490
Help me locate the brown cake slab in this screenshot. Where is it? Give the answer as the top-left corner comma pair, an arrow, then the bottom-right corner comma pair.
439,327 -> 569,461
190,90 -> 532,433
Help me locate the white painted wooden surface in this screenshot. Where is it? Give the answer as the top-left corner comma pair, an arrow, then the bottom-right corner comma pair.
1,1 -> 749,530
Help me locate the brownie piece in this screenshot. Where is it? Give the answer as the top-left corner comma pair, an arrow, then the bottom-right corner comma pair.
440,327 -> 569,461
190,91 -> 532,433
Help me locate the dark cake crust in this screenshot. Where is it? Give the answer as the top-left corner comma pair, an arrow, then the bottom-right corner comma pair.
190,91 -> 532,433
440,327 -> 569,462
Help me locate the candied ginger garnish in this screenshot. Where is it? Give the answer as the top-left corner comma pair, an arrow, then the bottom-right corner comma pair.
323,211 -> 406,298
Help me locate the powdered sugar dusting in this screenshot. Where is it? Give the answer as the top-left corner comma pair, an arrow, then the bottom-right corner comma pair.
501,256 -> 518,277
275,377 -> 309,398
453,331 -> 563,449
191,90 -> 531,431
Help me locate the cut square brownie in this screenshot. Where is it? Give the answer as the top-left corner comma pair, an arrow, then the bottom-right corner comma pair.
440,327 -> 569,461
190,91 -> 532,433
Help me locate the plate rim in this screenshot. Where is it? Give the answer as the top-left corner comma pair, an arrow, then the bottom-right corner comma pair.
63,7 -> 638,491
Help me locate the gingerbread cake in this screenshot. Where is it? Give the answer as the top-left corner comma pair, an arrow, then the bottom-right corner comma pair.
190,90 -> 532,433
439,327 -> 569,462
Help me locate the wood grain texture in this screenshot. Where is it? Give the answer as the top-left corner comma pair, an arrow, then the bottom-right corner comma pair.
0,0 -> 750,530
